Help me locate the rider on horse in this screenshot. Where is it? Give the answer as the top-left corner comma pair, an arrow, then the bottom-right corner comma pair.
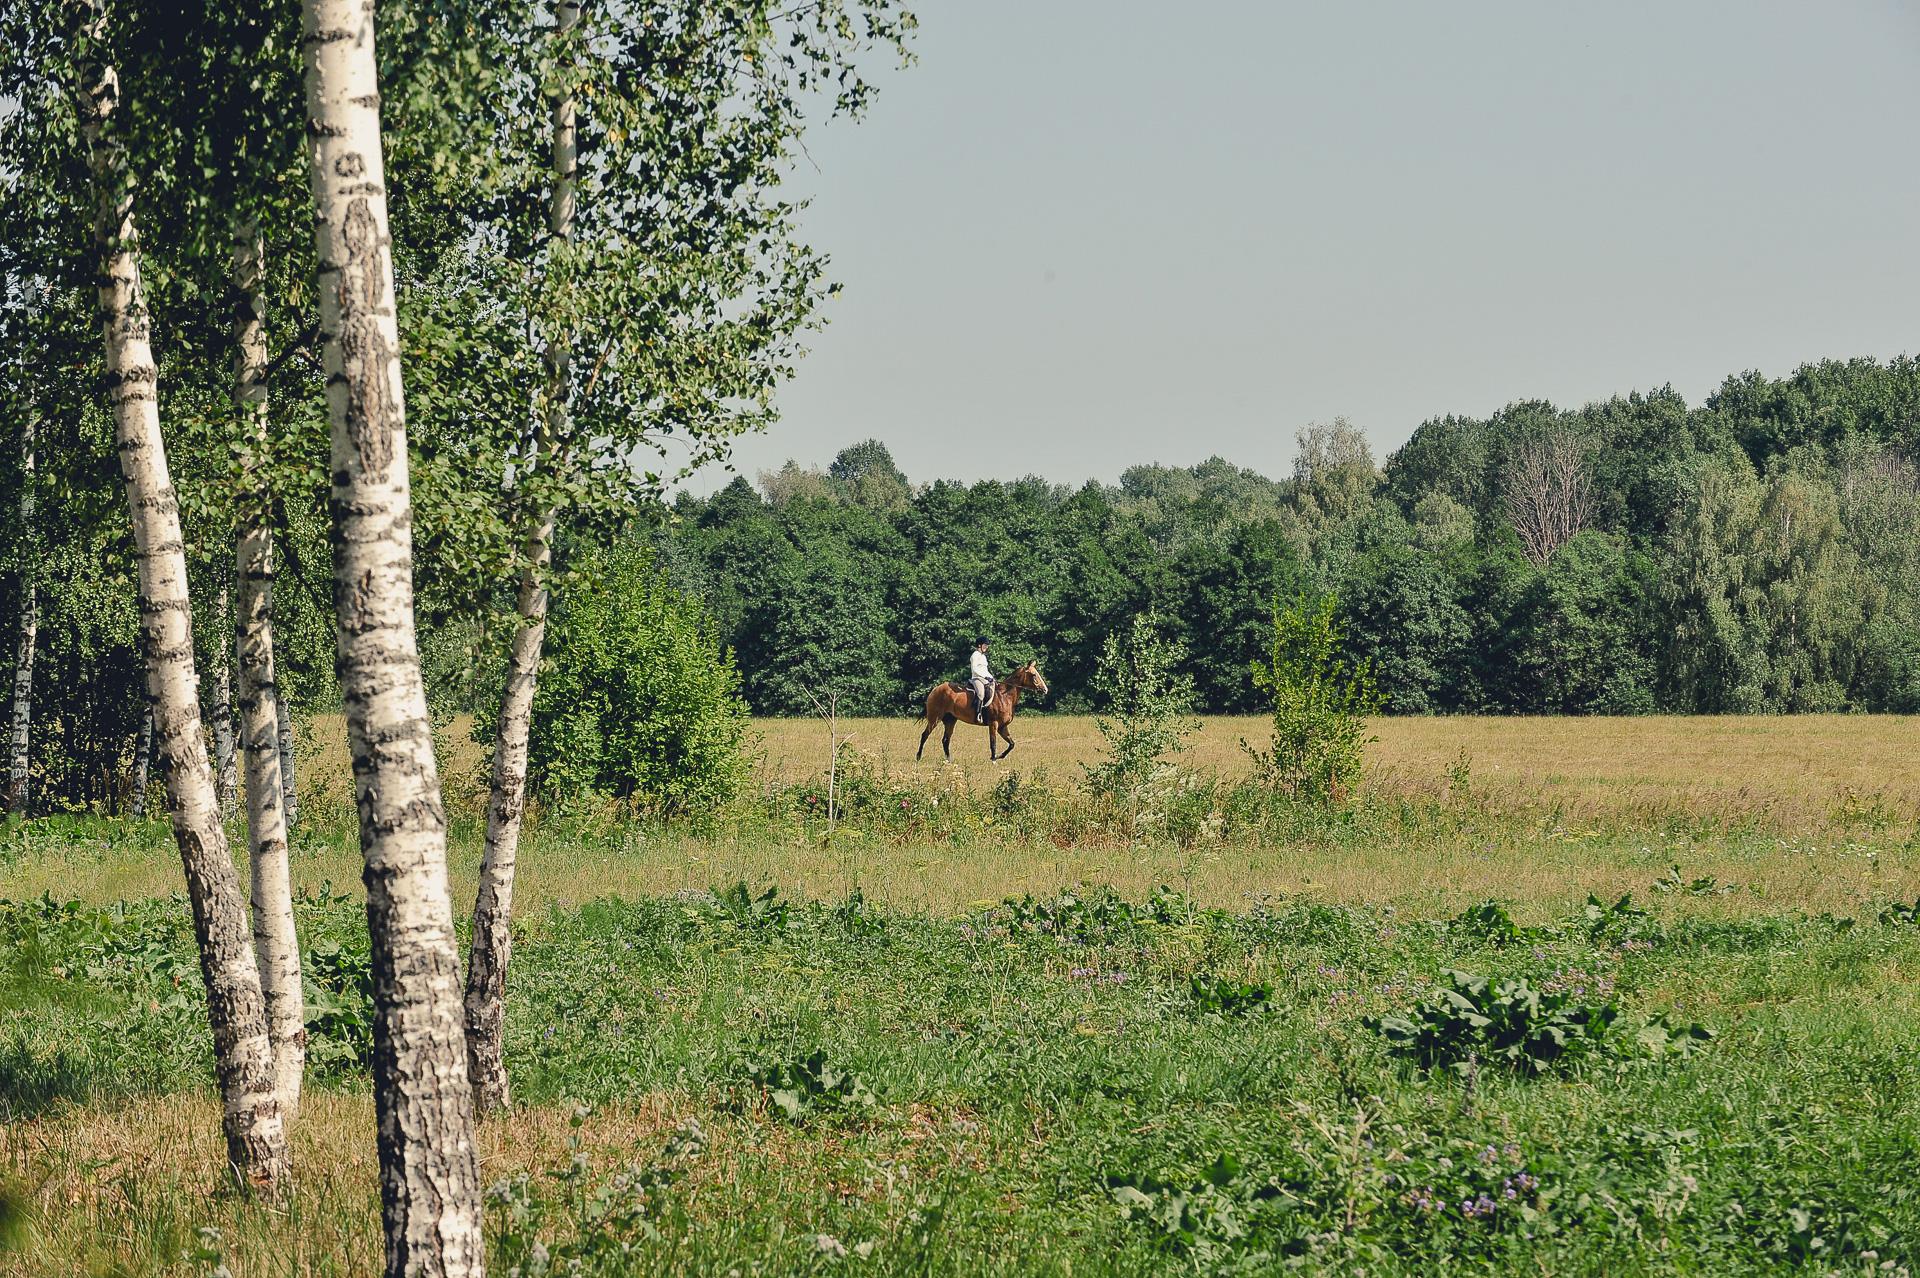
917,642 -> 1047,762
969,638 -> 994,721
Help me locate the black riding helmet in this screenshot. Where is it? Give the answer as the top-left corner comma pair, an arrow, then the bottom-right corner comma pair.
975,637 -> 989,647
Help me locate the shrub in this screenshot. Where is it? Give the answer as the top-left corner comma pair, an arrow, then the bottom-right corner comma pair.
511,542 -> 750,815
1082,611 -> 1200,803
1244,592 -> 1379,804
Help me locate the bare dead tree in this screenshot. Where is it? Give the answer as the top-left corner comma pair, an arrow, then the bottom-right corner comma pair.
804,685 -> 853,840
1504,430 -> 1593,567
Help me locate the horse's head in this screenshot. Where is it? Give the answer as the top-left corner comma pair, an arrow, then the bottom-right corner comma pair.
1014,661 -> 1048,696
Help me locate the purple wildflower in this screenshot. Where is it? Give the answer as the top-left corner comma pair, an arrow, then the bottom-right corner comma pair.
1460,1194 -> 1496,1219
1405,1186 -> 1442,1214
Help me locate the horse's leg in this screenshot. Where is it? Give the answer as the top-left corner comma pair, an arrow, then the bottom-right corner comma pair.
999,722 -> 1015,758
917,711 -> 935,761
941,714 -> 955,762
987,715 -> 998,761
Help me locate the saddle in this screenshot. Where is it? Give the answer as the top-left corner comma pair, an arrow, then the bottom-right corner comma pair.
948,679 -> 994,722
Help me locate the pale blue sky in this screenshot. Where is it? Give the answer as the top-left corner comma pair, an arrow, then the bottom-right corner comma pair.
696,0 -> 1920,491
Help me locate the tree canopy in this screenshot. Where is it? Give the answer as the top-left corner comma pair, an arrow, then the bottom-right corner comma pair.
660,383 -> 1918,717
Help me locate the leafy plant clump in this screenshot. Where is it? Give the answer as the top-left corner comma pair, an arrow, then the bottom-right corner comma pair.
1108,1154 -> 1285,1260
1652,864 -> 1737,896
1243,592 -> 1380,805
1448,901 -> 1537,947
1582,892 -> 1661,946
1879,898 -> 1920,927
727,1050 -> 876,1123
699,881 -> 791,935
1187,974 -> 1274,1018
990,885 -> 1197,943
1371,970 -> 1711,1077
302,936 -> 375,1074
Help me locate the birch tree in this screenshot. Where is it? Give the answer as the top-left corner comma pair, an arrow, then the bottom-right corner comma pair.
103,0 -> 323,1115
232,218 -> 305,1114
446,0 -> 917,1116
210,578 -> 237,810
301,1 -> 483,1269
276,696 -> 299,823
128,703 -> 152,817
5,405 -> 34,815
459,0 -> 578,1115
72,0 -> 287,1190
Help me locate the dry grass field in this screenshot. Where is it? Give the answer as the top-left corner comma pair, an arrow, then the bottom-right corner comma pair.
9,712 -> 1911,923
312,712 -> 1920,824
747,713 -> 1920,823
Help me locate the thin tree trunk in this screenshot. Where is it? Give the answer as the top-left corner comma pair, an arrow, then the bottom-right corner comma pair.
301,3 -> 483,1272
211,579 -> 238,813
76,4 -> 287,1191
464,518 -> 554,1112
5,413 -> 35,815
463,0 -> 579,1116
130,704 -> 153,818
232,219 -> 305,1116
277,695 -> 299,825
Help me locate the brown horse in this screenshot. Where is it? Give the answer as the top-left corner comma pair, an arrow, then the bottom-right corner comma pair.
917,661 -> 1048,762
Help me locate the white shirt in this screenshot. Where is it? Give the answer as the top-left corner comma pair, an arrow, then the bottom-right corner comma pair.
969,650 -> 992,680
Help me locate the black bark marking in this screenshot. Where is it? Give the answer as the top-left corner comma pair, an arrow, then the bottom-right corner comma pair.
334,196 -> 395,481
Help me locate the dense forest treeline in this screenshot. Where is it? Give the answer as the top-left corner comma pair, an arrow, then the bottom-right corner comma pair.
5,352 -> 1918,813
653,357 -> 1920,717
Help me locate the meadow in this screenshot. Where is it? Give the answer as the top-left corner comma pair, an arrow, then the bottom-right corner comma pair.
2,715 -> 1918,1275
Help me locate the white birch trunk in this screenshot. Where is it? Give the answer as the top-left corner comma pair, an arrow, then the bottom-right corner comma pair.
232,220 -> 305,1117
76,6 -> 287,1191
130,705 -> 152,818
277,695 -> 299,825
463,518 -> 553,1113
5,413 -> 35,815
301,3 -> 483,1271
463,0 -> 579,1116
211,579 -> 238,813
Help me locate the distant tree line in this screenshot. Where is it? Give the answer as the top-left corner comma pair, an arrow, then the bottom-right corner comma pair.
656,357 -> 1920,717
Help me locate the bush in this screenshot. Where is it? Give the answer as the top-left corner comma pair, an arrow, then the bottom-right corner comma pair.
1244,592 -> 1379,804
513,542 -> 749,815
1082,611 -> 1200,803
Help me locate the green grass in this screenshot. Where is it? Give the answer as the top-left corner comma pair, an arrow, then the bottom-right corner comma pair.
4,816 -> 1920,1274
4,727 -> 1920,1276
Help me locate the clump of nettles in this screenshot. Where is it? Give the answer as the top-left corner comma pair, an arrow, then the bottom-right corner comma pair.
1370,970 -> 1712,1077
1243,592 -> 1379,805
1082,611 -> 1200,807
